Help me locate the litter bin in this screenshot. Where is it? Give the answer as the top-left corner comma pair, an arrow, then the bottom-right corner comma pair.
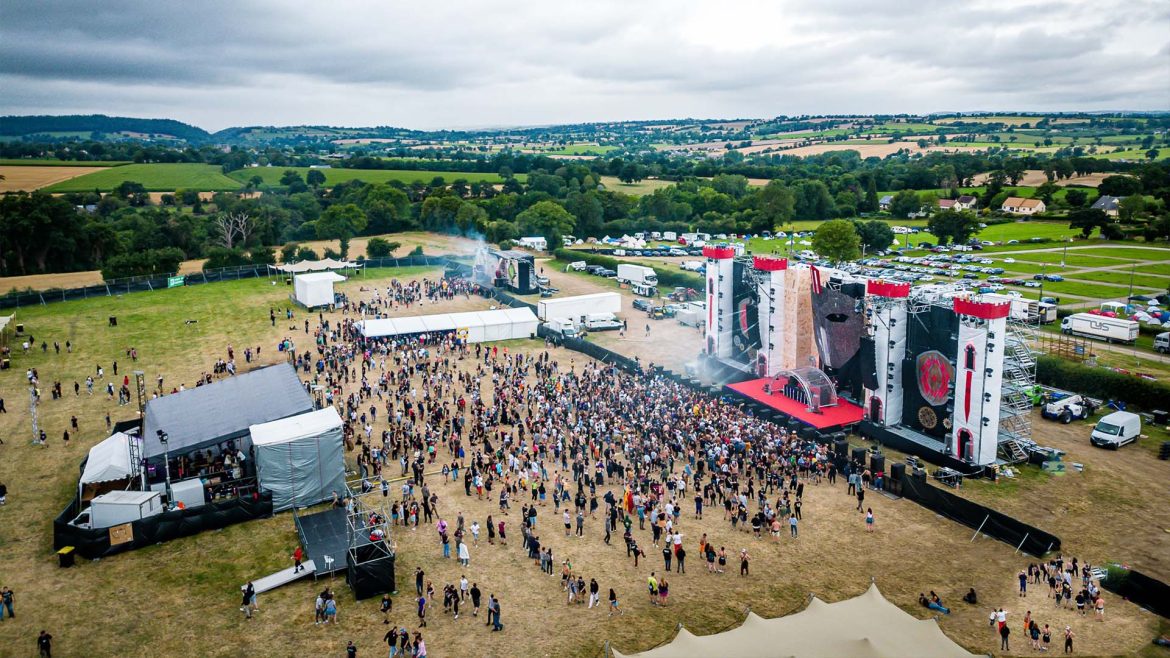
57,546 -> 75,568
108,316 -> 117,327
1152,410 -> 1169,426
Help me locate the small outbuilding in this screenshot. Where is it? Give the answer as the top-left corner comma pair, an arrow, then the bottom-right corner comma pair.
294,271 -> 346,309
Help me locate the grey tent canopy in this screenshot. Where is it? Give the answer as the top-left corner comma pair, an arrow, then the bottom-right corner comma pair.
250,407 -> 346,512
142,363 -> 313,459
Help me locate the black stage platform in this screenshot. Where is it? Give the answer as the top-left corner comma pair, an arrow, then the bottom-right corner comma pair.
295,508 -> 350,575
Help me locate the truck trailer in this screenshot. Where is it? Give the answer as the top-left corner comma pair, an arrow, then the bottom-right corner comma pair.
537,292 -> 622,324
1060,313 -> 1139,344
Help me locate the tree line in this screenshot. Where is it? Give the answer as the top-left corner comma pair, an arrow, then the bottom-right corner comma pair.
1,152 -> 1167,282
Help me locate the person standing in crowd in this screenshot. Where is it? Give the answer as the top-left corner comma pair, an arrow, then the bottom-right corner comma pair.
38,630 -> 53,658
0,585 -> 12,619
345,640 -> 357,658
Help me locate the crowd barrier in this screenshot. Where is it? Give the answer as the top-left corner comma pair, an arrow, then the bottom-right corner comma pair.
0,254 -> 466,309
1100,566 -> 1170,618
899,473 -> 1061,556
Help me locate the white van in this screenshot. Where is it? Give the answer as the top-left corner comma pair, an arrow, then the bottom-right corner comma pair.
1154,331 -> 1170,354
1090,411 -> 1141,449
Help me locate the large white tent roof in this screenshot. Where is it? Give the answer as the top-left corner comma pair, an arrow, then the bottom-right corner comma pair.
80,432 -> 134,484
358,308 -> 538,340
272,258 -> 358,273
250,407 -> 342,446
294,271 -> 346,283
612,584 -> 977,658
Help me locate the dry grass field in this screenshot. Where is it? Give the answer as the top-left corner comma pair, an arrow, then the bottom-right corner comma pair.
0,165 -> 107,192
971,170 -> 1113,188
0,265 -> 1166,657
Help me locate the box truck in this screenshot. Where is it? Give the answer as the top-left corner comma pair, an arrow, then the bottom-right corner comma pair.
537,292 -> 622,323
544,317 -> 579,339
1060,313 -> 1139,344
616,264 -> 658,287
69,490 -> 164,529
1090,411 -> 1141,449
985,294 -> 1058,324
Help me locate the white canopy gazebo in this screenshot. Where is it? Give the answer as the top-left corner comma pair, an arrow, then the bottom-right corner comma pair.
293,271 -> 346,308
611,584 -> 978,658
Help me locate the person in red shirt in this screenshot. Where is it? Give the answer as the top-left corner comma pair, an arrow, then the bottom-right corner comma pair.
293,545 -> 305,573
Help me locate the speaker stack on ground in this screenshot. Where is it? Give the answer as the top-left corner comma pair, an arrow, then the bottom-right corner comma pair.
851,447 -> 867,466
888,462 -> 906,496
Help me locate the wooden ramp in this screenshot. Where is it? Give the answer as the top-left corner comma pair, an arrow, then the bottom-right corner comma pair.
244,560 -> 316,595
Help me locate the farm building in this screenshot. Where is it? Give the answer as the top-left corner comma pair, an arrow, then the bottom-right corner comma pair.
1001,197 -> 1046,215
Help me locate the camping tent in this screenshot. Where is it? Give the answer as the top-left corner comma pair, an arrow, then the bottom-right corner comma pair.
357,308 -> 538,343
294,271 -> 346,308
251,407 -> 346,512
81,432 -> 134,485
611,584 -> 977,658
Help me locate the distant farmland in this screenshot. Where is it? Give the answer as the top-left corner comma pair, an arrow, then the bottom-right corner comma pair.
228,167 -> 526,187
41,163 -> 242,192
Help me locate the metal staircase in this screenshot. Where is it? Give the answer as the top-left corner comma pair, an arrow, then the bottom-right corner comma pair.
999,314 -> 1038,446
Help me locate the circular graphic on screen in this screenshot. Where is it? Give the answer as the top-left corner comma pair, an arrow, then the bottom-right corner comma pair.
918,406 -> 938,430
916,350 -> 954,407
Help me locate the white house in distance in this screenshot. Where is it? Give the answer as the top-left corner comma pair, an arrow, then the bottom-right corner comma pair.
955,195 -> 978,210
1001,197 -> 1046,215
518,236 -> 548,251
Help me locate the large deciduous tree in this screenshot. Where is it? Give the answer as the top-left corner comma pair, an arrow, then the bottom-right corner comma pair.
926,210 -> 979,245
811,219 -> 861,263
516,200 -> 575,248
316,203 -> 367,258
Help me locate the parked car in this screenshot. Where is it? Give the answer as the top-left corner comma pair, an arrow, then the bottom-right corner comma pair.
632,299 -> 653,312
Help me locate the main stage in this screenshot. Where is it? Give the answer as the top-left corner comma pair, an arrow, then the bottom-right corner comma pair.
727,378 -> 865,430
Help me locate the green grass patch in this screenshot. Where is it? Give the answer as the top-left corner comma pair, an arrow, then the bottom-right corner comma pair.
1009,251 -> 1133,266
1010,279 -> 1137,299
1090,148 -> 1164,161
0,158 -> 130,167
1081,270 -> 1170,290
231,167 -> 524,188
1136,263 -> 1170,277
42,163 -> 242,192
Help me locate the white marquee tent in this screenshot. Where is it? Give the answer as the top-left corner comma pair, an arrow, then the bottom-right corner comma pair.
80,432 -> 135,486
358,308 -> 538,343
270,258 -> 359,274
251,407 -> 346,513
294,271 -> 346,308
611,584 -> 977,658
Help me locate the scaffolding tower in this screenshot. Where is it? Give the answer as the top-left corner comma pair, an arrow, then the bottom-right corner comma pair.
999,313 -> 1038,456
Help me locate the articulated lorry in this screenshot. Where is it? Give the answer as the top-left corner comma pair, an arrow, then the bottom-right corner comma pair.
1060,313 -> 1139,344
537,292 -> 622,324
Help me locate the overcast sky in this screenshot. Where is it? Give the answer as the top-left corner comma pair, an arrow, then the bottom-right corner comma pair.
2,0 -> 1167,132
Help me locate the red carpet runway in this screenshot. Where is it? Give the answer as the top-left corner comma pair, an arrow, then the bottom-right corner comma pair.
726,378 -> 865,429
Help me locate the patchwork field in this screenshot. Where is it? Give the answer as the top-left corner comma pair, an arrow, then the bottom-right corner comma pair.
0,165 -> 110,192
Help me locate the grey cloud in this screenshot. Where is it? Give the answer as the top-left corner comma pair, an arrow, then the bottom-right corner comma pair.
0,0 -> 1165,131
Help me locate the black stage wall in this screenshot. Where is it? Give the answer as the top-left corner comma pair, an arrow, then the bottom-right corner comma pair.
54,492 -> 273,559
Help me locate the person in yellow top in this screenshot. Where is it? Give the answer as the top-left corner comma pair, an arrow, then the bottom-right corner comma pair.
647,572 -> 659,605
